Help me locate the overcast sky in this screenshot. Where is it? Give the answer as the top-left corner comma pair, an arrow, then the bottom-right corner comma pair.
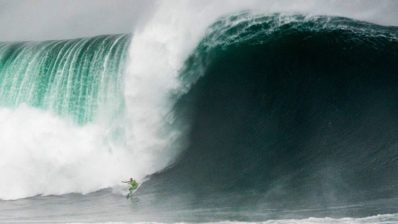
0,0 -> 397,42
0,0 -> 155,41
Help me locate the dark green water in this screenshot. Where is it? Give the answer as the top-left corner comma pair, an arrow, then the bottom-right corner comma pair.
140,13 -> 398,217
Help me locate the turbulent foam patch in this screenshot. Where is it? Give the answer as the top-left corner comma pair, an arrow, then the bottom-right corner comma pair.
0,105 -> 136,200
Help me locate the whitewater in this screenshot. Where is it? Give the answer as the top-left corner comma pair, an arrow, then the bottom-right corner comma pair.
1,0 -> 398,223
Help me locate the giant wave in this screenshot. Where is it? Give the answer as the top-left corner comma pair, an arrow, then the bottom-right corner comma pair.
0,5 -> 398,224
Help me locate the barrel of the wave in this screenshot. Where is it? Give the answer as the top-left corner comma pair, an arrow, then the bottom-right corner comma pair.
142,13 -> 398,213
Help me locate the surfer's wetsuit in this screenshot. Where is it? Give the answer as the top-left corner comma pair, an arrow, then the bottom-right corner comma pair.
128,179 -> 138,191
123,178 -> 138,198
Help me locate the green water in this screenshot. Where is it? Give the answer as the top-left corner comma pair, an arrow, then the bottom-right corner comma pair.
0,34 -> 130,124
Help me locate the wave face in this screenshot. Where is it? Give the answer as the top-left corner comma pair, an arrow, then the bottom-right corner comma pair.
0,34 -> 129,124
139,13 -> 398,216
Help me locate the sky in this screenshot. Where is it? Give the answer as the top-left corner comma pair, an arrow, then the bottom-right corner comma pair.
0,0 -> 397,42
0,0 -> 155,41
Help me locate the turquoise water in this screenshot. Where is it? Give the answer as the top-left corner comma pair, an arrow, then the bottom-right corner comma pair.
0,34 -> 130,124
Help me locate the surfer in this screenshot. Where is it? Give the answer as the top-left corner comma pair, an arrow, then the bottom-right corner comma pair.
122,178 -> 139,199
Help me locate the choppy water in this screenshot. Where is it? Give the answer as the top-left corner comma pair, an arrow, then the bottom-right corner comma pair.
0,190 -> 397,223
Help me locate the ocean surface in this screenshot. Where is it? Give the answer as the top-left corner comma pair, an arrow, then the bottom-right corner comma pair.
0,5 -> 398,224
